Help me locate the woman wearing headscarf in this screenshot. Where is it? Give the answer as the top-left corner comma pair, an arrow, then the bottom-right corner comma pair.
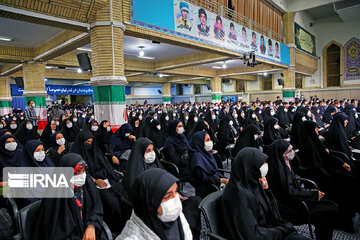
32,153 -> 104,240
163,120 -> 193,181
267,140 -> 337,240
233,124 -> 261,154
0,134 -> 23,183
21,140 -> 55,168
322,103 -> 337,124
216,115 -> 237,161
311,104 -> 325,128
221,148 -> 308,240
228,108 -> 241,134
298,120 -> 358,232
276,105 -> 290,129
109,123 -> 136,170
263,106 -> 276,123
123,138 -> 164,193
47,132 -> 70,166
71,113 -> 84,130
95,120 -> 113,155
149,119 -> 166,149
14,120 -> 40,146
244,109 -> 261,129
88,119 -> 100,138
189,131 -> 228,198
160,112 -> 170,137
70,130 -> 127,233
328,113 -> 352,158
204,111 -> 219,134
290,111 -> 307,149
141,115 -> 154,138
130,116 -> 142,139
61,118 -> 80,143
185,111 -> 198,138
40,120 -> 59,150
262,117 -> 282,146
117,168 -> 192,240
287,104 -> 296,123
6,119 -> 19,135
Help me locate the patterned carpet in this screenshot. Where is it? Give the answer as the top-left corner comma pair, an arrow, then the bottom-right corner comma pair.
183,159 -> 360,240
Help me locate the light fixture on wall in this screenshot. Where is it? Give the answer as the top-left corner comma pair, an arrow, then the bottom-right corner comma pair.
0,36 -> 13,42
77,68 -> 82,73
263,72 -> 268,76
138,46 -> 145,57
159,73 -> 163,78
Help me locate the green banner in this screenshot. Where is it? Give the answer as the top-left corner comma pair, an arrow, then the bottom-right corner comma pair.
163,97 -> 171,103
282,91 -> 295,98
25,97 -> 46,107
93,85 -> 126,104
295,23 -> 316,56
0,101 -> 11,108
212,95 -> 222,100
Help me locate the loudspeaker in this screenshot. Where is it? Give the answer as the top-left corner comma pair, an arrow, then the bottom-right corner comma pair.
277,79 -> 284,86
77,53 -> 92,71
14,77 -> 24,88
158,89 -> 163,94
223,79 -> 231,84
207,85 -> 212,91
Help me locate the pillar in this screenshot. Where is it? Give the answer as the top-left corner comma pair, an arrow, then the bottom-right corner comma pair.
90,0 -> 127,128
22,62 -> 47,120
0,76 -> 12,115
211,76 -> 222,103
162,82 -> 171,104
282,12 -> 296,102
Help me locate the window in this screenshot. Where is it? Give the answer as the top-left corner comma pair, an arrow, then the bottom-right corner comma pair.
326,44 -> 341,87
295,73 -> 303,89
236,80 -> 245,92
263,75 -> 272,90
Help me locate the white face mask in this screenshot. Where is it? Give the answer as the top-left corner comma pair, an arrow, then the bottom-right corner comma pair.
51,130 -> 56,134
135,123 -> 139,128
67,122 -> 73,128
173,113 -> 177,117
55,121 -> 60,126
144,151 -> 156,164
259,110 -> 262,114
157,125 -> 161,130
91,125 -> 99,132
229,120 -> 233,126
284,108 -> 288,112
70,172 -> 86,187
284,150 -> 295,161
260,163 -> 268,178
158,194 -> 183,222
204,141 -> 213,152
355,113 -> 358,119
233,114 -> 238,119
252,114 -> 256,119
254,134 -> 259,140
185,116 -> 189,121
176,127 -> 185,135
270,111 -> 275,116
5,142 -> 17,151
82,114 -> 86,118
107,126 -> 111,132
125,133 -> 130,137
73,118 -> 78,122
165,116 -> 169,121
194,117 -> 198,122
139,116 -> 143,120
34,151 -> 46,162
0,124 -> 3,129
241,113 -> 245,118
56,138 -> 66,146
274,124 -> 280,129
307,111 -> 312,118
212,115 -> 216,120
10,124 -> 17,129
26,123 -> 33,130
32,103 -> 35,107
153,115 -> 157,120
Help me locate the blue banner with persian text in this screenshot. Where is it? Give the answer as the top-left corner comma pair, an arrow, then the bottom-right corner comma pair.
11,84 -> 93,96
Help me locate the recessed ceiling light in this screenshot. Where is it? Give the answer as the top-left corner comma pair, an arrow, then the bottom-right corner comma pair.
0,36 -> 13,42
77,47 -> 92,52
138,46 -> 145,57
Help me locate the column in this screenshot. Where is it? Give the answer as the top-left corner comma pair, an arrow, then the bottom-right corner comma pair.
211,76 -> 222,103
162,82 -> 171,104
90,0 -> 127,128
0,76 -> 12,115
22,62 -> 47,120
282,12 -> 296,102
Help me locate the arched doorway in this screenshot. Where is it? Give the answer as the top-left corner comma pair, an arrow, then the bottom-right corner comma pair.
323,41 -> 343,87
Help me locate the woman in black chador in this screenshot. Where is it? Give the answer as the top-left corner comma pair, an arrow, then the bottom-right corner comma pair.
221,147 -> 309,240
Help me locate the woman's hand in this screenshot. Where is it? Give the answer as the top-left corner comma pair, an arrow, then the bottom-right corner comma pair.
112,156 -> 119,165
128,135 -> 136,141
259,177 -> 268,189
342,163 -> 351,172
82,225 -> 95,240
95,179 -> 107,188
57,144 -> 66,154
0,181 -> 8,187
220,178 -> 229,184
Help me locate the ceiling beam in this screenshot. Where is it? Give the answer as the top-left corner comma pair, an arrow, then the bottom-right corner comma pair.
216,64 -> 282,77
154,52 -> 232,71
10,69 -> 91,80
287,0 -> 342,12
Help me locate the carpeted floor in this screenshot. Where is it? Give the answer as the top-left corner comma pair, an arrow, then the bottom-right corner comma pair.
183,159 -> 360,240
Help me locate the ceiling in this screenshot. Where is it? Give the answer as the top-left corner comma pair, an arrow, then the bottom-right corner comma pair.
199,59 -> 247,69
0,17 -> 64,48
305,0 -> 360,21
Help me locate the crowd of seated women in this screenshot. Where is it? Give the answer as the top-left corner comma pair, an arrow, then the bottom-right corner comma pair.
0,97 -> 360,239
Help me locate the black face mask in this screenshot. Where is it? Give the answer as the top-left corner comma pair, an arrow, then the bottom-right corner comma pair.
84,142 -> 92,151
